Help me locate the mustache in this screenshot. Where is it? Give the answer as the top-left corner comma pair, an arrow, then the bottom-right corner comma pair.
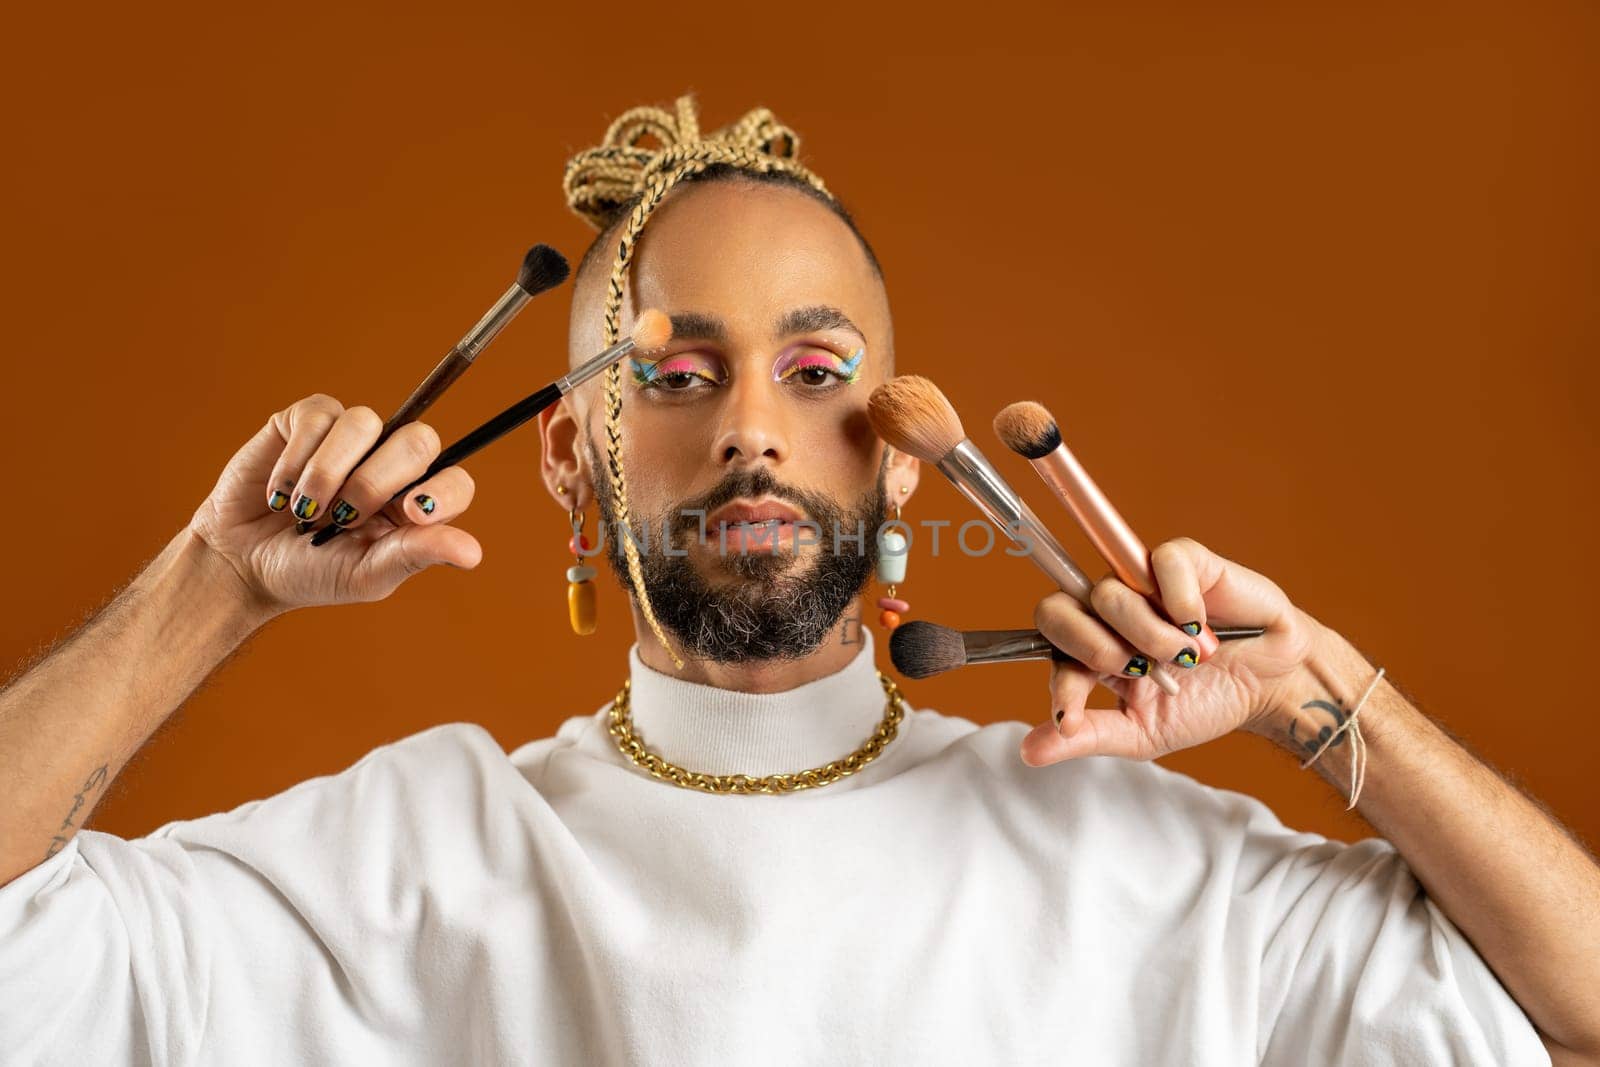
669,468 -> 839,532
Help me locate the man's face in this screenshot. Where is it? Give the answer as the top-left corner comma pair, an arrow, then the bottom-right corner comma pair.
565,179 -> 900,661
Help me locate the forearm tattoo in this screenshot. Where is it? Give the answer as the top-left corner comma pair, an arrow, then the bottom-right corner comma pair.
44,764 -> 109,859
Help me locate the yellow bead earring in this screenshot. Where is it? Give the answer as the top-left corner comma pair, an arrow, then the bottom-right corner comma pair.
561,484 -> 597,635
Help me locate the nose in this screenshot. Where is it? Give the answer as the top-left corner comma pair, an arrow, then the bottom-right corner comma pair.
710,371 -> 790,467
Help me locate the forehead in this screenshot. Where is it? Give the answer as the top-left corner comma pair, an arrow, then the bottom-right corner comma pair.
613,181 -> 887,347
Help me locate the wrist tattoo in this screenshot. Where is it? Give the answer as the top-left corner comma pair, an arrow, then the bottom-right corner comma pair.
44,764 -> 109,860
1286,698 -> 1350,758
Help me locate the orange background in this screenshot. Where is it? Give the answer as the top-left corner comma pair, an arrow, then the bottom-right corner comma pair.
2,2 -> 1595,850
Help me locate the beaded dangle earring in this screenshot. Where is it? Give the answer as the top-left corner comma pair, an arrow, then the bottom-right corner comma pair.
876,487 -> 912,629
560,484 -> 598,636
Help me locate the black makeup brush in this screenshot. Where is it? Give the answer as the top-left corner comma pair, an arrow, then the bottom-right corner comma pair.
292,244 -> 570,533
375,244 -> 570,437
889,620 -> 1267,680
310,309 -> 673,547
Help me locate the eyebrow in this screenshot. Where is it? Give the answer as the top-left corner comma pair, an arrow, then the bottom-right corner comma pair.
664,305 -> 866,346
666,311 -> 728,344
774,305 -> 864,341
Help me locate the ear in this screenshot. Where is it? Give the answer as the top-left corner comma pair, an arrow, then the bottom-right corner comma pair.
538,397 -> 593,510
884,446 -> 921,510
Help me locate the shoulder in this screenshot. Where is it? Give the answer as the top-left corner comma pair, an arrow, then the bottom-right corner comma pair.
142,722 -> 524,857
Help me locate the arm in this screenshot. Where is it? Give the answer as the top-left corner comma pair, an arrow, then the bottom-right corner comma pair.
1,392 -> 483,890
1026,536 -> 1600,1064
1252,621 -> 1600,1063
0,528 -> 274,886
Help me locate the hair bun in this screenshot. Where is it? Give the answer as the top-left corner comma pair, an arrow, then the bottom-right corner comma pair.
563,94 -> 823,230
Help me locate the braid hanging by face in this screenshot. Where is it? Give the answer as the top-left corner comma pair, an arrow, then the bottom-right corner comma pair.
563,95 -> 836,670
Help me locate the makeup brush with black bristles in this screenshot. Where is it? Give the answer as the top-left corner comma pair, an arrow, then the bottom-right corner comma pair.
294,244 -> 570,533
889,620 -> 1267,681
310,307 -> 673,546
867,374 -> 1184,696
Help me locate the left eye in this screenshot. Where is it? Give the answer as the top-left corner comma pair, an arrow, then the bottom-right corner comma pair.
794,365 -> 840,385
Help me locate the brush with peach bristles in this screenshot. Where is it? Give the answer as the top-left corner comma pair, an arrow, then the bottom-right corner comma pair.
867,375 -> 1184,695
313,309 -> 672,546
993,400 -> 1225,660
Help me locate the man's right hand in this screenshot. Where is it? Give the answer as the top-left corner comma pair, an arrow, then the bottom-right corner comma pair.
188,393 -> 482,617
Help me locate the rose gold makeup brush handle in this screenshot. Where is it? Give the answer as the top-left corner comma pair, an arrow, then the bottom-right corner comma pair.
934,440 -> 1184,696
1028,446 -> 1221,660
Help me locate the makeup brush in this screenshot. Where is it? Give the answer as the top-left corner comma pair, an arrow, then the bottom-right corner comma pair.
889,620 -> 1267,681
310,308 -> 673,547
866,375 -> 1184,696
293,244 -> 571,533
993,400 -> 1222,660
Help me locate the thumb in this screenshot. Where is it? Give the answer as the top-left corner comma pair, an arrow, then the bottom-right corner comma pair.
358,523 -> 483,585
1020,708 -> 1148,767
1164,537 -> 1293,629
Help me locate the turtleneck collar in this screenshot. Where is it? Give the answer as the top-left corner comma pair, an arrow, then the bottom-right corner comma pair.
623,630 -> 892,777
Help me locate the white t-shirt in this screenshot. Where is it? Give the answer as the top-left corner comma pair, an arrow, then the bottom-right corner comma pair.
0,632 -> 1546,1064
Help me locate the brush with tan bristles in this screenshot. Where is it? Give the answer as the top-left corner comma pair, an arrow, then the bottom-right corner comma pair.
867,375 -> 1184,696
993,400 -> 1224,660
313,308 -> 673,547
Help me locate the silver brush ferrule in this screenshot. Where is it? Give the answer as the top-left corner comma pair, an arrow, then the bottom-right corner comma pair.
459,283 -> 532,359
936,440 -> 1092,601
937,440 -> 1023,526
555,336 -> 639,396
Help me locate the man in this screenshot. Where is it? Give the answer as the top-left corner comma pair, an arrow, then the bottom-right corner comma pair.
1,97 -> 1597,1064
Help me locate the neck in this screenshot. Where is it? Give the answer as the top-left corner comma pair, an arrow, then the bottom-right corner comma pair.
630,595 -> 869,694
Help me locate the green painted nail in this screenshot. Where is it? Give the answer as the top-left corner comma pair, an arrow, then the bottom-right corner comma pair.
1174,647 -> 1199,668
292,495 -> 318,520
331,500 -> 359,526
415,494 -> 436,515
1180,621 -> 1202,637
1123,655 -> 1150,677
267,490 -> 290,512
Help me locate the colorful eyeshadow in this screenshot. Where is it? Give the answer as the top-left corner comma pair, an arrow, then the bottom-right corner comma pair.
773,345 -> 865,385
630,355 -> 723,388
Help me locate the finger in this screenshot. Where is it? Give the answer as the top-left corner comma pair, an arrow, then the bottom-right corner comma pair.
384,465 -> 475,528
1048,659 -> 1100,737
288,405 -> 384,526
1089,574 -> 1201,674
1150,538 -> 1217,659
264,394 -> 344,513
1020,706 -> 1150,767
1035,591 -> 1155,684
316,420 -> 442,533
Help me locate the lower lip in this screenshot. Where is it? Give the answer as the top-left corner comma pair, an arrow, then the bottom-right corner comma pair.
712,521 -> 803,554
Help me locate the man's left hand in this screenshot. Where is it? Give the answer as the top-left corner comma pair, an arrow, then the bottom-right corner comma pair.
1021,537 -> 1326,767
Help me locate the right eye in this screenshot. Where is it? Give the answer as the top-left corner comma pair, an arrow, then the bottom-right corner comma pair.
632,355 -> 725,392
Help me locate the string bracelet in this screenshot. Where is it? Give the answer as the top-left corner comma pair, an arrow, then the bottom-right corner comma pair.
1300,666 -> 1386,810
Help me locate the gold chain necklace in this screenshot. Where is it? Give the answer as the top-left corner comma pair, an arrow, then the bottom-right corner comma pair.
606,670 -> 907,794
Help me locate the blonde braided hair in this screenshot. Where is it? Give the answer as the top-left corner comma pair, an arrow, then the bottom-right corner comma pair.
563,95 -> 835,670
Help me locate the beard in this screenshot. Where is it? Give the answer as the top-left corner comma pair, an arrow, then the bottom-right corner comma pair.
586,439 -> 886,664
